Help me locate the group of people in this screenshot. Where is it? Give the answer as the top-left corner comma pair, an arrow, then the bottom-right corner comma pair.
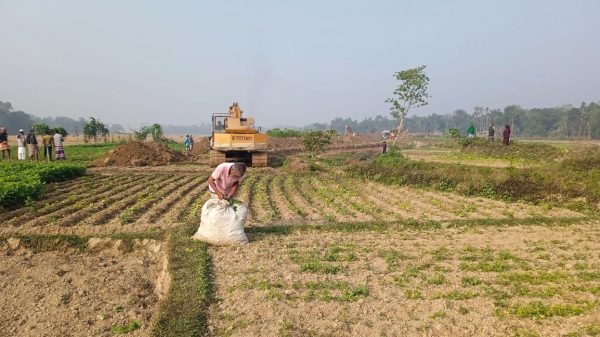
0,127 -> 65,161
184,134 -> 195,152
468,123 -> 512,145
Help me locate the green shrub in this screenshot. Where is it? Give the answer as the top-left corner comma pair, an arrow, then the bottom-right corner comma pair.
0,162 -> 86,209
266,128 -> 303,138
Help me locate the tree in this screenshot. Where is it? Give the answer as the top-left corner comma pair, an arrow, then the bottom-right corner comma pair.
385,65 -> 430,146
135,124 -> 164,142
83,117 -> 109,143
33,123 -> 51,135
302,130 -> 331,156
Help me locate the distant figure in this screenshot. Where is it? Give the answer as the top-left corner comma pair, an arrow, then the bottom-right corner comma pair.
502,125 -> 511,146
42,130 -> 54,162
16,129 -> 26,160
189,135 -> 194,151
25,129 -> 39,161
53,131 -> 65,160
488,124 -> 495,141
229,102 -> 242,119
0,127 -> 10,159
216,120 -> 224,130
467,124 -> 476,138
382,142 -> 388,153
184,135 -> 191,152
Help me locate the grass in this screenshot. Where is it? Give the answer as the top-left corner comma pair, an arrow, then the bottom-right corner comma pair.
345,147 -> 600,211
112,321 -> 141,334
151,224 -> 213,337
510,301 -> 593,318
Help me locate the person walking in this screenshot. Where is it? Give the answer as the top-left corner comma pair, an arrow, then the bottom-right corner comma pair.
53,130 -> 66,160
488,124 -> 495,141
189,135 -> 194,151
502,125 -> 511,146
0,127 -> 10,159
16,129 -> 27,160
382,141 -> 388,153
42,130 -> 54,161
467,123 -> 476,138
26,129 -> 39,161
208,162 -> 246,200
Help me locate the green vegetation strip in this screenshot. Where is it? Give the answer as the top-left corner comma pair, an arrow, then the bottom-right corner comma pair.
152,223 -> 213,337
246,216 -> 595,235
0,162 -> 86,209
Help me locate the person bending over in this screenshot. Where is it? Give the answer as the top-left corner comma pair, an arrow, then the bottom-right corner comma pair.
208,162 -> 246,200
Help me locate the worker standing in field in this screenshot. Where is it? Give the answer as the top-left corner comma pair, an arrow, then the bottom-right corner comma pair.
53,130 -> 66,160
0,127 -> 10,159
189,135 -> 194,151
208,162 -> 246,200
488,124 -> 495,141
25,129 -> 39,161
382,141 -> 388,153
502,125 -> 511,146
42,130 -> 54,161
16,129 -> 26,160
467,124 -> 476,138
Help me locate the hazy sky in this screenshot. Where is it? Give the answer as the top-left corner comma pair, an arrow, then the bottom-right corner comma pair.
1,0 -> 599,128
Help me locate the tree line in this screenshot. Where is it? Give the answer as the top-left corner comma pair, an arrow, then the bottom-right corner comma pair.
303,102 -> 600,139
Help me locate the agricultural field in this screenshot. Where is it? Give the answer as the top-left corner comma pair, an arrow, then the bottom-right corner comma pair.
1,138 -> 599,337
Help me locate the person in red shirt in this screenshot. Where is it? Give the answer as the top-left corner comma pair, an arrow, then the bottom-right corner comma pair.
208,162 -> 246,200
502,125 -> 511,146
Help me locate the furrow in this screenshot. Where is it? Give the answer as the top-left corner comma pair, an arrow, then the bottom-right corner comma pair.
271,174 -> 305,221
281,175 -> 321,221
3,175 -> 130,227
319,176 -> 385,221
107,175 -> 183,226
33,176 -> 148,228
84,175 -> 169,226
146,176 -> 205,223
308,176 -> 367,221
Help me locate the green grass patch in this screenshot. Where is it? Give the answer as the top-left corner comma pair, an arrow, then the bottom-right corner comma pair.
510,301 -> 593,319
152,224 -> 213,337
64,143 -> 119,163
112,321 -> 141,334
499,271 -> 568,285
299,261 -> 342,274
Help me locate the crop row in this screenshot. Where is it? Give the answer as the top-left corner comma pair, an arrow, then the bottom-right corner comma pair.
237,172 -> 580,226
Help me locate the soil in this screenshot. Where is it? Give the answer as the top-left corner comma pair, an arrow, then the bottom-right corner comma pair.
92,141 -> 185,167
189,137 -> 211,156
0,239 -> 165,337
208,223 -> 600,337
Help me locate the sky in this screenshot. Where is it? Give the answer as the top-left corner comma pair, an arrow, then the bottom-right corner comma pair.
1,0 -> 599,128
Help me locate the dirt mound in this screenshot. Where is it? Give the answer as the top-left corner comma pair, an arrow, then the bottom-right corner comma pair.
190,137 -> 211,156
93,141 -> 185,167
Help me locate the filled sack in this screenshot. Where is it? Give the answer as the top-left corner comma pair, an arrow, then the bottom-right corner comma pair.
192,198 -> 248,245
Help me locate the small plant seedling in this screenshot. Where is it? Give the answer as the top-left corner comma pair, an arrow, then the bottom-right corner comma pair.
111,321 -> 141,334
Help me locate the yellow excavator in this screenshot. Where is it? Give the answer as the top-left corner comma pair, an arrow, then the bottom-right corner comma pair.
209,102 -> 268,167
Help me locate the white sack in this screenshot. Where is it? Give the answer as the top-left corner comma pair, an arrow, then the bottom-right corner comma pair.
192,198 -> 248,245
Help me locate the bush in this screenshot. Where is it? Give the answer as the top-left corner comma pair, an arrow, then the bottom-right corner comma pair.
302,131 -> 331,155
0,162 -> 86,209
266,128 -> 304,138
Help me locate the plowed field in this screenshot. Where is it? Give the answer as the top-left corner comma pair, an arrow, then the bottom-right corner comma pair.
1,156 -> 598,337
